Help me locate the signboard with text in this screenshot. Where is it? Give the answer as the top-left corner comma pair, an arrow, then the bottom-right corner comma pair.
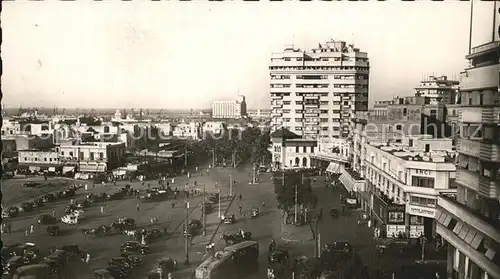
410,169 -> 434,177
407,204 -> 435,218
386,225 -> 406,238
409,225 -> 424,238
386,204 -> 406,225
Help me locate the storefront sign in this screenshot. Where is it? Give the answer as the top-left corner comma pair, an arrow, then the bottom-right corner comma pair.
386,225 -> 406,238
409,225 -> 424,238
413,169 -> 433,176
407,204 -> 435,218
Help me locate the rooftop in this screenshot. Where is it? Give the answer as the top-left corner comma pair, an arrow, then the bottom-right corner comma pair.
369,143 -> 456,164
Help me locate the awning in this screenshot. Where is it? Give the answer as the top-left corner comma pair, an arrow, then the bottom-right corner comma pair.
48,167 -> 56,172
62,166 -> 75,174
29,166 -> 41,172
326,162 -> 341,174
339,172 -> 354,192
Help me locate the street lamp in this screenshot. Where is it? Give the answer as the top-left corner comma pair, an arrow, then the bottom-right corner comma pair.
229,174 -> 233,197
184,201 -> 190,266
202,184 -> 207,236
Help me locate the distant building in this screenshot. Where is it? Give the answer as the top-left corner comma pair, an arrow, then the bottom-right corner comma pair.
172,122 -> 202,140
269,39 -> 370,138
415,75 -> 459,105
247,109 -> 271,119
270,128 -> 317,170
212,95 -> 247,119
17,149 -> 61,173
202,121 -> 225,136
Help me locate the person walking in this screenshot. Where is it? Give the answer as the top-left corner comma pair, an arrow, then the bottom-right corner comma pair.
25,229 -> 29,237
101,206 -> 105,214
163,224 -> 168,234
30,224 -> 34,234
85,184 -> 88,191
136,204 -> 140,212
85,252 -> 90,264
171,202 -> 176,209
52,210 -> 56,218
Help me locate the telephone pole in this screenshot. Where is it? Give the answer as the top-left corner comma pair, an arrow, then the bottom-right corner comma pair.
218,188 -> 221,218
232,150 -> 236,168
184,201 -> 190,265
202,184 -> 207,236
212,148 -> 216,167
184,146 -> 188,167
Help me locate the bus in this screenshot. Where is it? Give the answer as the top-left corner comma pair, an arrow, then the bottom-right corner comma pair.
195,241 -> 259,279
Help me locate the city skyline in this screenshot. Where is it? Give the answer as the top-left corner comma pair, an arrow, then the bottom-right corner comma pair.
2,1 -> 496,109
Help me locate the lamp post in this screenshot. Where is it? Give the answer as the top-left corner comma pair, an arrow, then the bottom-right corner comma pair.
184,201 -> 190,266
202,184 -> 207,236
218,189 -> 221,218
229,174 -> 233,197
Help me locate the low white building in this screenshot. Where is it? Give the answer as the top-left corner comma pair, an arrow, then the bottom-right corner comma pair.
59,141 -> 126,173
363,135 -> 457,239
172,122 -> 201,140
270,128 -> 316,170
17,149 -> 61,173
310,138 -> 351,174
202,121 -> 225,136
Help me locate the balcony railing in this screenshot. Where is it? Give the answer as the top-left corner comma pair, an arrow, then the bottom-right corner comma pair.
456,169 -> 480,190
480,142 -> 500,162
457,139 -> 480,156
438,195 -> 500,237
478,175 -> 500,199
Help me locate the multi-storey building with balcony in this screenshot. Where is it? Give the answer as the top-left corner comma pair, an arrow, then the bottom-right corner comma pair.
436,38 -> 500,279
364,135 -> 457,239
415,75 -> 460,105
212,96 -> 247,119
269,39 -> 370,139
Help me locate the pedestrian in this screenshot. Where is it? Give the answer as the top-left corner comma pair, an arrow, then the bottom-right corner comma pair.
163,225 -> 168,234
239,194 -> 242,201
262,201 -> 266,209
85,184 -> 88,191
136,204 -> 140,212
70,198 -> 74,205
101,206 -> 105,214
172,202 -> 176,209
52,210 -> 56,218
25,229 -> 29,237
30,224 -> 34,234
85,252 -> 90,264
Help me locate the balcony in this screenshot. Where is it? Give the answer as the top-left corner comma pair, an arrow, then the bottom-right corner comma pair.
478,175 -> 500,199
331,105 -> 341,110
459,107 -> 499,123
437,195 -> 500,241
460,63 -> 500,91
456,169 -> 480,191
479,142 -> 500,162
457,138 -> 480,156
467,41 -> 500,57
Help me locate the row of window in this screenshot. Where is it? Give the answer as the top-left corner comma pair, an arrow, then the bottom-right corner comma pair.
271,92 -> 366,97
23,157 -> 60,162
271,84 -> 368,89
280,57 -> 368,62
269,66 -> 369,71
270,74 -> 367,80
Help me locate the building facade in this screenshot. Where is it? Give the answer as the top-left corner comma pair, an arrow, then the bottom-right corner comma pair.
172,122 -> 201,140
270,128 -> 317,170
269,39 -> 370,139
436,40 -> 500,278
363,136 -> 457,239
59,141 -> 126,173
415,75 -> 459,105
212,95 -> 247,119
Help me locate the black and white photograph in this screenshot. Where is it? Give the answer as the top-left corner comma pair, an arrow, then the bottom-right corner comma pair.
2,1 -> 500,279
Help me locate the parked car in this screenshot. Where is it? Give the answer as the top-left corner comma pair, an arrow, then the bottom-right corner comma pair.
47,226 -> 60,236
38,214 -> 57,225
93,269 -> 116,279
42,194 -> 57,203
120,241 -> 150,256
23,181 -> 41,188
3,207 -> 20,218
268,249 -> 290,265
18,202 -> 34,213
222,214 -> 235,224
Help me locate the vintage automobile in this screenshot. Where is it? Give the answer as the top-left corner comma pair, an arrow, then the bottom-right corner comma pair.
375,238 -> 410,255
120,241 -> 150,256
64,205 -> 78,214
47,226 -> 60,236
42,194 -> 57,203
148,257 -> 176,279
323,241 -> 353,258
3,206 -> 20,218
222,213 -> 236,224
18,202 -> 34,213
188,219 -> 202,230
76,200 -> 91,209
52,244 -> 85,261
3,256 -> 28,275
268,248 -> 290,265
357,213 -> 369,225
203,202 -> 214,214
112,218 -> 136,231
82,225 -> 114,236
61,214 -> 80,225
38,214 -> 57,225
251,207 -> 259,218
23,181 -> 41,188
330,208 -> 339,218
32,198 -> 45,208
208,193 -> 219,203
93,269 -> 117,279
220,231 -> 252,245
109,256 -> 142,268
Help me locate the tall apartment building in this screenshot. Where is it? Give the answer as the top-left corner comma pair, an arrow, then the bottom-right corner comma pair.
212,96 -> 247,119
435,7 -> 500,279
269,39 -> 369,139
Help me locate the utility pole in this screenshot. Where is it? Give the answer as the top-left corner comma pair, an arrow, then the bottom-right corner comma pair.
421,235 -> 426,262
184,146 -> 188,167
229,174 -> 233,196
212,148 -> 215,167
218,188 -> 221,218
232,150 -> 236,168
294,184 -> 298,224
184,201 -> 190,266
202,184 -> 207,236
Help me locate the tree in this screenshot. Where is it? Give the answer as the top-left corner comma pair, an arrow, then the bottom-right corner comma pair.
273,171 -> 316,215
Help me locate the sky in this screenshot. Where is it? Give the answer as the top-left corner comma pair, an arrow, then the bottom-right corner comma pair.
1,1 -> 497,110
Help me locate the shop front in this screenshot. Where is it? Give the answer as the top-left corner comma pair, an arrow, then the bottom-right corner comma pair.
386,204 -> 406,238
406,203 -> 436,239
